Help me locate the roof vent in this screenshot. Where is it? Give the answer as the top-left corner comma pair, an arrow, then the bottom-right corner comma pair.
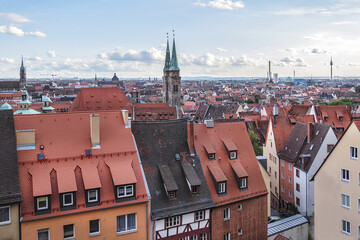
37,153 -> 44,161
175,153 -> 181,161
204,119 -> 214,128
85,149 -> 92,156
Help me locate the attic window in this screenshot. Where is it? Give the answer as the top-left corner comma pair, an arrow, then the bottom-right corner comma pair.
175,153 -> 180,161
324,116 -> 328,122
339,116 -> 343,122
316,130 -> 319,135
229,151 -> 237,160
192,185 -> 199,194
208,153 -> 215,160
218,182 -> 226,194
37,154 -> 44,161
309,144 -> 314,150
168,190 -> 177,199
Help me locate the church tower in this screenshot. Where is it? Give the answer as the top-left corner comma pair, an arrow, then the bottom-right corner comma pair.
162,32 -> 181,116
19,56 -> 26,89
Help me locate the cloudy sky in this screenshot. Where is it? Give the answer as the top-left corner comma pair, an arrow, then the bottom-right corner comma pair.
1,0 -> 360,78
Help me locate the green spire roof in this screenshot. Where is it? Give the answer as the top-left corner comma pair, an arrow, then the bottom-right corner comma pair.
163,34 -> 171,71
0,102 -> 12,110
169,34 -> 180,71
20,55 -> 25,71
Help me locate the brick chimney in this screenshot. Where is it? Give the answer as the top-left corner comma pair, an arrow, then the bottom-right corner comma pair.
307,122 -> 313,143
90,113 -> 100,148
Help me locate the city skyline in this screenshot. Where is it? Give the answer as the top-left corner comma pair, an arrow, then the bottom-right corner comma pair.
1,0 -> 360,78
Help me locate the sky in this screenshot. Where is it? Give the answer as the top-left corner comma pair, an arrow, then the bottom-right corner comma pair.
1,0 -> 360,79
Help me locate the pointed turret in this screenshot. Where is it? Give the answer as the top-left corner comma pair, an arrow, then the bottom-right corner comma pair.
330,57 -> 333,80
19,55 -> 26,89
163,33 -> 171,71
20,55 -> 25,71
169,31 -> 180,71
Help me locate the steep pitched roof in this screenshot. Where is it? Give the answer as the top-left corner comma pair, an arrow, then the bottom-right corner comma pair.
15,111 -> 148,221
133,103 -> 177,120
0,110 -> 21,205
194,121 -> 267,206
70,87 -> 131,112
132,119 -> 214,219
315,105 -> 351,137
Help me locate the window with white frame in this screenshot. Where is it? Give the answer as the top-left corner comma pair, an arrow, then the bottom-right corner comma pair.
63,193 -> 74,206
289,164 -> 292,171
195,210 -> 204,221
341,194 -> 350,209
200,233 -> 207,240
166,215 -> 180,228
117,185 -> 134,198
342,219 -> 350,235
168,191 -> 177,199
63,224 -> 74,239
117,213 -> 136,234
350,146 -> 358,159
89,219 -> 100,236
37,196 -> 49,211
208,153 -> 215,160
218,182 -> 226,194
281,173 -> 285,179
223,208 -> 230,220
88,189 -> 98,202
281,160 -> 284,167
281,185 -> 285,193
224,232 -> 230,240
38,229 -> 49,240
238,204 -> 242,211
229,151 -> 237,159
289,177 -> 292,184
341,169 -> 350,182
289,190 -> 292,198
0,206 -> 10,225
240,178 -> 247,189
238,228 -> 243,236
190,235 -> 197,240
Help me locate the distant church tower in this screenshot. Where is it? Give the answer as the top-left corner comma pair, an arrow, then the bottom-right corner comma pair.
330,57 -> 333,80
19,56 -> 26,89
163,32 -> 181,116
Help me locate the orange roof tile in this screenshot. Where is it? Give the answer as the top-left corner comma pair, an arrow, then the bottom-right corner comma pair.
207,162 -> 227,182
105,157 -> 137,186
80,164 -> 101,190
56,166 -> 77,193
229,161 -> 248,178
28,165 -> 52,197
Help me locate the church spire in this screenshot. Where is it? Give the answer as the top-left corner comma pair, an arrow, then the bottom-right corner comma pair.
163,33 -> 171,71
169,30 -> 180,71
20,55 -> 25,71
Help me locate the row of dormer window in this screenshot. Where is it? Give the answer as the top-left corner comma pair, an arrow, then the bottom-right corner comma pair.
217,177 -> 247,195
35,184 -> 135,214
208,150 -> 237,161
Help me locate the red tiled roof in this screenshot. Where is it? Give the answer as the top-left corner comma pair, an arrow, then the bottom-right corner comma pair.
15,111 -> 148,221
229,161 -> 248,178
105,157 -> 137,186
194,121 -> 267,206
207,162 -> 227,182
70,87 -> 131,112
222,138 -> 238,152
354,119 -> 360,131
133,104 -> 177,120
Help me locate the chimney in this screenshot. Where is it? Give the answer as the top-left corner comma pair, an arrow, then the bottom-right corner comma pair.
90,113 -> 100,148
122,110 -> 130,128
307,122 -> 313,143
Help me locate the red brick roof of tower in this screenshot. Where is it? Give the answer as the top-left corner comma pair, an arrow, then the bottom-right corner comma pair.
14,111 -> 148,221
69,87 -> 131,112
194,121 -> 267,206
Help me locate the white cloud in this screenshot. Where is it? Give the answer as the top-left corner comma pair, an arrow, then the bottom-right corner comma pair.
0,58 -> 15,64
28,56 -> 42,61
47,50 -> 57,58
347,62 -> 360,67
309,48 -> 327,54
0,25 -> 25,36
0,24 -> 46,38
273,5 -> 360,17
217,47 -> 228,52
332,21 -> 358,25
26,31 -> 46,38
280,57 -> 308,67
194,0 -> 245,10
100,47 -> 163,62
0,13 -> 31,22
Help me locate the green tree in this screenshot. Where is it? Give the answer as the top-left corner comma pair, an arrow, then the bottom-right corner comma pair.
245,99 -> 254,104
248,130 -> 263,156
254,94 -> 260,104
328,98 -> 354,107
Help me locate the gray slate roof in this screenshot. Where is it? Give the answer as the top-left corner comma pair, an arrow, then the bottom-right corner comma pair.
0,110 -> 21,205
268,214 -> 308,237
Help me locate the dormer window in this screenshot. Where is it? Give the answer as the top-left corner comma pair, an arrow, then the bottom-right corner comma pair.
240,178 -> 247,189
36,196 -> 49,211
324,116 -> 328,122
117,185 -> 134,198
88,189 -> 98,202
60,192 -> 76,210
229,151 -> 237,160
218,182 -> 226,194
339,116 -> 343,122
208,153 -> 215,160
192,185 -> 199,194
168,190 -> 177,199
